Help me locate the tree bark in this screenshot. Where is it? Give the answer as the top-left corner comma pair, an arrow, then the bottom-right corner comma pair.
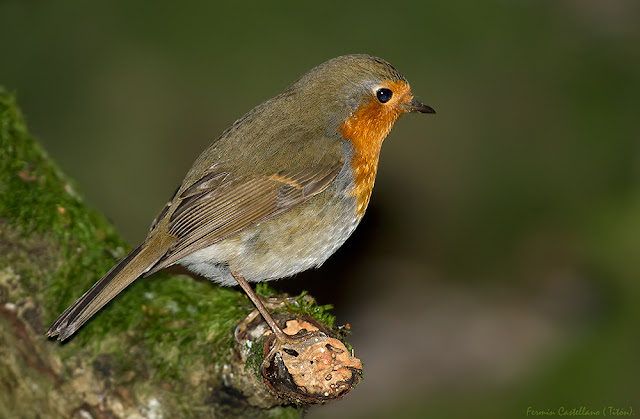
0,88 -> 360,418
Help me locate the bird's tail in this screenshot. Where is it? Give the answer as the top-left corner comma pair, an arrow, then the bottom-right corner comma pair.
47,233 -> 174,341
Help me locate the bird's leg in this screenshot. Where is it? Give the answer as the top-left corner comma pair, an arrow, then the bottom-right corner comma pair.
232,271 -> 328,375
232,271 -> 299,344
231,271 -> 342,380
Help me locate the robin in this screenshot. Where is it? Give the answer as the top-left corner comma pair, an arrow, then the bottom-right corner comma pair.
47,54 -> 435,345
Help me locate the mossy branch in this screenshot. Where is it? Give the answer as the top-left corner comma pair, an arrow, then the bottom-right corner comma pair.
0,88 -> 325,418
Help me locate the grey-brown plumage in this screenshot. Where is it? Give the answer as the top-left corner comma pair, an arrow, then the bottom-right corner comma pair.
47,54 -> 434,341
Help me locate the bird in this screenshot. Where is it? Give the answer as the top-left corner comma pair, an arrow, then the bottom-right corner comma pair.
47,54 -> 434,345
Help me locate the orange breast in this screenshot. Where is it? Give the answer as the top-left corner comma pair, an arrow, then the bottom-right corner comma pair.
339,80 -> 411,218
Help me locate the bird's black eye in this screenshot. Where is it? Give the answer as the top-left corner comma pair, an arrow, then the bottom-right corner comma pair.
376,88 -> 393,103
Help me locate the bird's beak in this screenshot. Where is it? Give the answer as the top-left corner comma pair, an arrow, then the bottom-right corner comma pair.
403,98 -> 435,114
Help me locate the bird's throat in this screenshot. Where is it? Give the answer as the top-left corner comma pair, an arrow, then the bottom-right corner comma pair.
340,97 -> 402,218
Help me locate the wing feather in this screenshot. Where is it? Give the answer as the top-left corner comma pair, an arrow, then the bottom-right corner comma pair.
145,160 -> 343,275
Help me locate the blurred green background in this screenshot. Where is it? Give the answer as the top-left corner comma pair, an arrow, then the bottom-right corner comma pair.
1,1 -> 638,417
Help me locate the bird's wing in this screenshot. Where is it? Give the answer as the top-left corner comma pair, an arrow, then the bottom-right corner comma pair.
145,159 -> 344,275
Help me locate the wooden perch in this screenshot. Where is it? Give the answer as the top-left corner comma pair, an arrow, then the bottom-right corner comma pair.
0,88 -> 361,418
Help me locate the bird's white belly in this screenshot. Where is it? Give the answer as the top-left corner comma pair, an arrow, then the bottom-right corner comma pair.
177,190 -> 360,286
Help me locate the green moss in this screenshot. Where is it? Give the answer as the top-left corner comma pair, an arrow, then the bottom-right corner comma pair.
0,86 -> 251,384
245,335 -> 268,379
288,291 -> 336,330
265,406 -> 303,419
256,282 -> 278,298
255,284 -> 336,331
